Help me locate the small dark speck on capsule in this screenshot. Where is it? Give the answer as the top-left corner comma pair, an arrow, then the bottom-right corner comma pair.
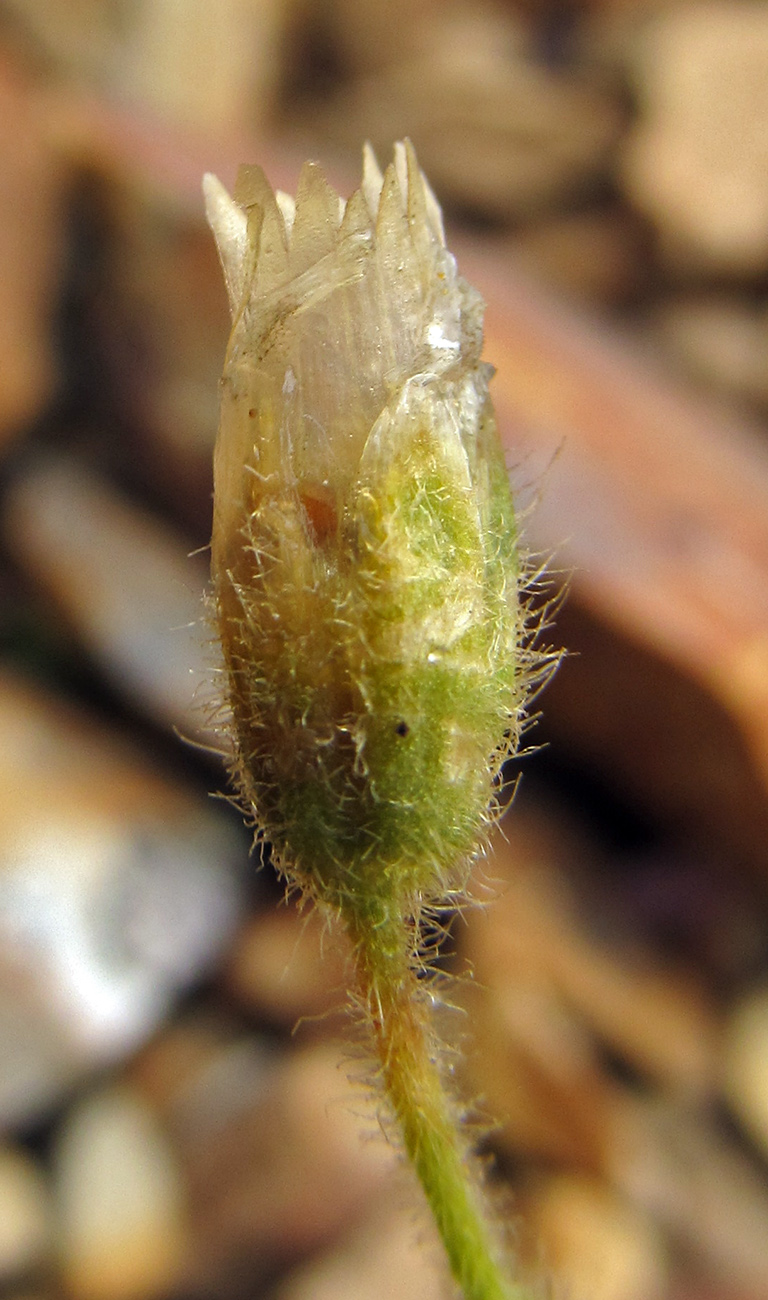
395,721 -> 409,737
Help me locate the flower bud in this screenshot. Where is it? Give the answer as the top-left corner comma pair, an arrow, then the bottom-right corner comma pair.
204,142 -> 524,922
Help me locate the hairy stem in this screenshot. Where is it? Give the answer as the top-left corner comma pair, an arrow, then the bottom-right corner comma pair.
346,907 -> 527,1300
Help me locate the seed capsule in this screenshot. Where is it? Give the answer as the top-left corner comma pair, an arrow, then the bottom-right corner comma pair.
204,142 -> 525,924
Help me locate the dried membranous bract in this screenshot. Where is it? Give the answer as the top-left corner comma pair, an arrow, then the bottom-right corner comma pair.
204,142 -> 525,931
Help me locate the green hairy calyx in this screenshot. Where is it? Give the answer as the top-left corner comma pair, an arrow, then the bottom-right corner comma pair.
205,141 -> 536,1300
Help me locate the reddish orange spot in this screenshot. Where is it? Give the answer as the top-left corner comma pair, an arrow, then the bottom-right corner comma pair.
300,484 -> 338,544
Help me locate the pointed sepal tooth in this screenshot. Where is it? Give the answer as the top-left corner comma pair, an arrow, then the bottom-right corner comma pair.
339,186 -> 373,242
403,138 -> 434,267
393,141 -> 409,203
202,173 -> 248,316
233,163 -> 287,243
275,189 -> 296,238
290,162 -> 343,274
233,163 -> 289,294
421,172 -> 446,246
375,161 -> 424,322
375,161 -> 409,246
361,141 -> 384,219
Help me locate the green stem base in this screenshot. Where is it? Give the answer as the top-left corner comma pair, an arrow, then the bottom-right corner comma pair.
346,908 -> 528,1300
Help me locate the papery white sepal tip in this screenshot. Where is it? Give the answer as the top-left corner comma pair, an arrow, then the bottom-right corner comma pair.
275,189 -> 296,237
203,171 -> 248,316
394,140 -> 409,199
361,141 -> 385,219
421,171 -> 446,246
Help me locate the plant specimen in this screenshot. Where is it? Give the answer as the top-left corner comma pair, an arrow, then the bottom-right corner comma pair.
204,141 -> 542,1300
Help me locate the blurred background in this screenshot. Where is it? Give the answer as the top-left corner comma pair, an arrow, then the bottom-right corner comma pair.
2,1 -> 768,1298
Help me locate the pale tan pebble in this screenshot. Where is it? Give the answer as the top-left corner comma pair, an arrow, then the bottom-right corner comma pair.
116,0 -> 286,134
652,296 -> 768,406
460,973 -> 617,1170
0,1147 -> 51,1281
465,819 -> 720,1099
161,1039 -> 398,1291
157,1033 -> 275,1152
3,454 -> 220,744
610,1096 -> 768,1298
49,151 -> 228,532
133,1014 -> 393,1263
459,808 -> 618,1168
546,928 -> 719,1101
10,0 -> 287,134
317,0 -> 445,74
129,1015 -> 257,1124
523,1173 -> 668,1300
2,0 -> 130,81
222,900 -> 351,1028
275,1186 -> 449,1300
0,48 -> 63,448
53,1084 -> 188,1300
722,987 -> 768,1156
581,0 -> 690,80
301,8 -> 622,221
622,3 -> 768,272
0,671 -> 242,1130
